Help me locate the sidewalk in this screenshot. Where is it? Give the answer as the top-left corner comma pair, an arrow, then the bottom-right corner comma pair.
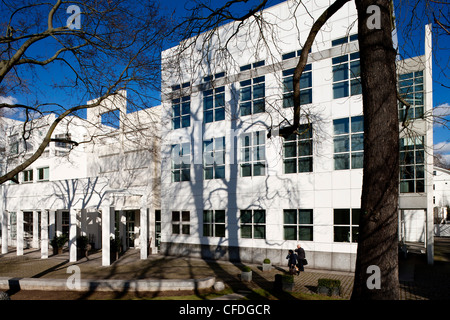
0,237 -> 449,300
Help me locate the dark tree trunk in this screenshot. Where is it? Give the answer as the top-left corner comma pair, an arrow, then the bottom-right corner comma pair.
352,0 -> 400,299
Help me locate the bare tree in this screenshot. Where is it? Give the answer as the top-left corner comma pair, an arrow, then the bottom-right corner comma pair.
0,0 -> 170,184
164,0 -> 449,299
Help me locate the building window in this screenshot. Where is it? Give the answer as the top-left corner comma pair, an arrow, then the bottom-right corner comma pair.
240,60 -> 265,72
23,169 -> 33,183
239,76 -> 265,116
62,211 -> 69,237
204,86 -> 225,123
240,209 -> 266,239
282,64 -> 312,107
331,34 -> 358,47
398,71 -> 424,121
172,211 -> 190,235
204,72 -> 225,82
239,131 -> 266,177
283,124 -> 313,173
155,210 -> 161,250
332,52 -> 361,99
334,209 -> 360,243
203,137 -> 225,180
281,48 -> 311,61
37,167 -> 49,181
203,210 -> 225,237
333,116 -> 364,170
55,133 -> 72,149
400,136 -> 425,193
283,209 -> 313,241
171,143 -> 190,182
172,96 -> 190,129
23,211 -> 33,242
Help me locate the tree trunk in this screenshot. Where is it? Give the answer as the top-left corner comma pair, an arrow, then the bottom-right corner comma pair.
352,0 -> 400,300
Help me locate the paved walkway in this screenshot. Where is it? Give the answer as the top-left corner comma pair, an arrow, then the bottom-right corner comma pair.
0,237 -> 449,300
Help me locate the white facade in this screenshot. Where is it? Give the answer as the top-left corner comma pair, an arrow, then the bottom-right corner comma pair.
0,92 -> 161,266
433,166 -> 450,237
159,0 -> 434,271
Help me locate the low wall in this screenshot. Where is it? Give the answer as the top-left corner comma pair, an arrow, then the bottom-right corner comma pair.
0,276 -> 216,292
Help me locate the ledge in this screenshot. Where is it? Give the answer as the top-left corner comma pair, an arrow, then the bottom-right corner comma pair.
0,276 -> 216,292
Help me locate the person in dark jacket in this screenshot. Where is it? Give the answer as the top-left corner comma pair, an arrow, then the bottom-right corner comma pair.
295,244 -> 306,274
286,249 -> 298,275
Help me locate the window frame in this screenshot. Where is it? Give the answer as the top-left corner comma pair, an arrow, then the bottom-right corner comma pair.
203,137 -> 226,180
240,209 -> 266,239
172,210 -> 190,235
203,86 -> 225,123
400,136 -> 425,193
172,96 -> 191,129
332,52 -> 361,99
171,142 -> 191,182
333,116 -> 364,170
333,208 -> 360,243
239,76 -> 265,116
239,131 -> 266,177
283,209 -> 314,241
37,167 -> 49,181
282,64 -> 312,108
23,169 -> 33,183
283,123 -> 313,173
398,71 -> 424,121
203,210 -> 226,238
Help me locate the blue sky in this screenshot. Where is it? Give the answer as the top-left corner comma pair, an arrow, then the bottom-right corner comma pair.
1,0 -> 449,161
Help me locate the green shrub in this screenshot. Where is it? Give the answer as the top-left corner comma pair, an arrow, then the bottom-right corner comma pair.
263,258 -> 271,264
242,266 -> 252,272
318,278 -> 341,288
282,274 -> 294,283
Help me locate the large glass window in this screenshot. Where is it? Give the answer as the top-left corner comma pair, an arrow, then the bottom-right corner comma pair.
240,76 -> 265,116
283,209 -> 314,241
333,116 -> 364,170
332,52 -> 361,99
203,137 -> 225,180
240,210 -> 266,239
239,131 -> 266,177
334,209 -> 360,243
37,167 -> 49,181
172,211 -> 190,235
204,86 -> 225,123
171,143 -> 190,182
23,169 -> 33,183
400,136 -> 425,193
282,64 -> 312,108
398,71 -> 424,121
283,124 -> 313,173
172,96 -> 190,129
203,210 -> 226,237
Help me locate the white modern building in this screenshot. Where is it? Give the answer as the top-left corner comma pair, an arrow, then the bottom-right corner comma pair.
0,0 -> 438,272
159,0 -> 435,271
0,92 -> 161,266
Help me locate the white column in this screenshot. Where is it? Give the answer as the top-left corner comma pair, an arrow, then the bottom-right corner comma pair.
41,210 -> 48,259
17,210 -> 24,256
69,208 -> 77,262
101,200 -> 111,266
140,199 -> 148,259
1,211 -> 8,254
1,184 -> 7,254
32,210 -> 39,248
425,23 -> 434,265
